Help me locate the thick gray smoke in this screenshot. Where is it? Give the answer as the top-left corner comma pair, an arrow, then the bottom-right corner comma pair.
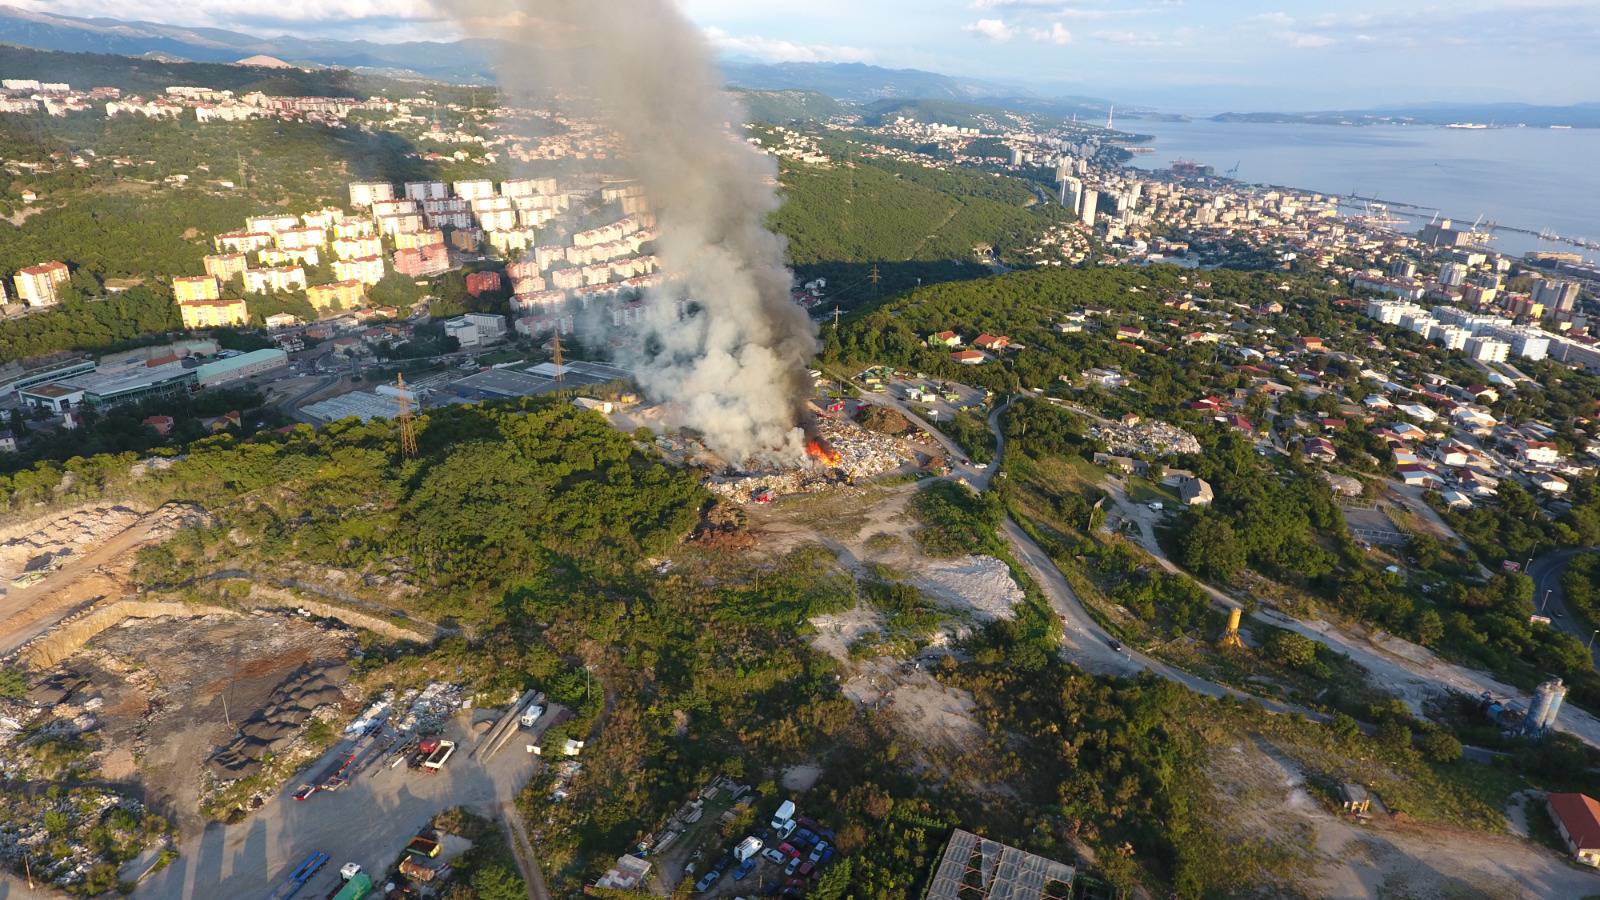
450,0 -> 819,464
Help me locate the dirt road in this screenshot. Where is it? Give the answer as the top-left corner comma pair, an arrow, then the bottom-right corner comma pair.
498,800 -> 550,900
0,509 -> 169,657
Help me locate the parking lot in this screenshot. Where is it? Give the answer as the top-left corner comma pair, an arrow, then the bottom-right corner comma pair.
859,368 -> 990,425
134,708 -> 540,900
688,804 -> 841,898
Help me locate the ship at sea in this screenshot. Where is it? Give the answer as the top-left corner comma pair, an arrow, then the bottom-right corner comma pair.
1445,122 -> 1490,130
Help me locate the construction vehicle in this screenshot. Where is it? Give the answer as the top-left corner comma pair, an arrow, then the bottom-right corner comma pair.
265,850 -> 329,900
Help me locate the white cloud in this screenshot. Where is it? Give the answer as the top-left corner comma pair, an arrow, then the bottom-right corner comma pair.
702,27 -> 872,63
1030,22 -> 1073,45
1287,32 -> 1335,49
964,18 -> 1019,42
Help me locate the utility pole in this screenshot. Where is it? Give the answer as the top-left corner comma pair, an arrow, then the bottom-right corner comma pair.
832,305 -> 841,330
868,263 -> 881,296
551,331 -> 565,385
395,372 -> 418,459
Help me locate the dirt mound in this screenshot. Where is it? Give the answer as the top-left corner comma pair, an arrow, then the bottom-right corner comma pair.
208,660 -> 350,778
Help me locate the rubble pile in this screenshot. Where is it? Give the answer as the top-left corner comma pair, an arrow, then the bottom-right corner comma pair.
392,682 -> 465,735
707,417 -> 909,504
0,504 -> 143,582
1092,420 -> 1202,457
209,660 -> 350,778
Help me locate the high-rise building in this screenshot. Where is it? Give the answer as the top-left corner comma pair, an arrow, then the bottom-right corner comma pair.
1535,278 -> 1581,317
1438,261 -> 1468,287
1079,189 -> 1099,227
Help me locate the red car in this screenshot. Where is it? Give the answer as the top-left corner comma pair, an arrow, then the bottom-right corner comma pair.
778,842 -> 799,859
798,861 -> 815,877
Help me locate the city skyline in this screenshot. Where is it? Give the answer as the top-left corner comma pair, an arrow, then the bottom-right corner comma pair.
8,0 -> 1600,109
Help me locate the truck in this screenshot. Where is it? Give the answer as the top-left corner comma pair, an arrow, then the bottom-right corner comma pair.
519,703 -> 545,728
734,836 -> 763,863
265,850 -> 328,900
421,739 -> 457,772
770,799 -> 797,831
329,871 -> 372,900
406,835 -> 442,858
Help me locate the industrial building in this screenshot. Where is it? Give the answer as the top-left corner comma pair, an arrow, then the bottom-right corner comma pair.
443,313 -> 507,348
19,362 -> 196,412
0,354 -> 95,395
196,348 -> 288,386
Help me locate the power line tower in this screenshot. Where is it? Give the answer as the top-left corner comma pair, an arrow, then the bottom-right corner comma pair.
395,373 -> 418,459
868,263 -> 882,296
832,305 -> 841,330
550,331 -> 565,386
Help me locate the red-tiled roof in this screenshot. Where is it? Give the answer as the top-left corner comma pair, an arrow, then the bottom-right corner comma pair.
1550,793 -> 1600,851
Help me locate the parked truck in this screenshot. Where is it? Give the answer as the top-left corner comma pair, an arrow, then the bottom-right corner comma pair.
265,851 -> 328,900
421,739 -> 457,772
329,871 -> 372,900
519,703 -> 545,728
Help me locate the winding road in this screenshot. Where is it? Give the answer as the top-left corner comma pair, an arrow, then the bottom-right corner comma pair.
881,388 -> 1600,752
1529,547 -> 1600,665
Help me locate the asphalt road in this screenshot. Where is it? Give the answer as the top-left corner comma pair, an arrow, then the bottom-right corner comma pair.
1529,547 -> 1600,665
134,713 -> 537,900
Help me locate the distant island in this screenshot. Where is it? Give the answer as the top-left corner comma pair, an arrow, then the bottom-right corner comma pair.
1213,102 -> 1600,129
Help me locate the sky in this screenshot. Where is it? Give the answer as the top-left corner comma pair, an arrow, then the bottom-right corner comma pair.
15,0 -> 1600,110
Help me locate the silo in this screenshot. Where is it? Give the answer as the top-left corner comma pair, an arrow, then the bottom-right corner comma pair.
1530,678 -> 1567,733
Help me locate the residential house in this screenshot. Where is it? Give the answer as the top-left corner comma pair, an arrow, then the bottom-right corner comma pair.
13,261 -> 70,307
1547,793 -> 1600,867
1178,476 -> 1214,507
973,333 -> 1011,352
928,330 -> 962,348
952,349 -> 986,365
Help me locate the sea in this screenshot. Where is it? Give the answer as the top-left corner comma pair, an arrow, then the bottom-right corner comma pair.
1122,118 -> 1600,262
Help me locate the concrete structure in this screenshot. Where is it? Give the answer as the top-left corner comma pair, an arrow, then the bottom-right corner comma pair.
173,275 -> 221,304
14,261 -> 70,307
1464,336 -> 1510,363
332,237 -> 382,261
179,298 -> 248,329
21,363 -> 196,411
1178,476 -> 1214,506
197,348 -> 288,386
1547,793 -> 1600,867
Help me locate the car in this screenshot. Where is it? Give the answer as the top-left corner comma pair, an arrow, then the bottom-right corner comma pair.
694,870 -> 720,893
798,861 -> 815,877
792,828 -> 816,847
819,846 -> 835,866
778,842 -> 798,858
809,842 -> 829,863
786,856 -> 803,875
1107,638 -> 1123,652
293,784 -> 317,801
714,853 -> 735,871
762,848 -> 786,865
734,858 -> 758,881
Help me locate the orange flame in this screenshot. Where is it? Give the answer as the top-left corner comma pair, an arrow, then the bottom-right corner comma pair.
806,437 -> 842,467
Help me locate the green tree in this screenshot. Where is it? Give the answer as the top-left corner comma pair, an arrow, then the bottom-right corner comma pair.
1178,514 -> 1244,582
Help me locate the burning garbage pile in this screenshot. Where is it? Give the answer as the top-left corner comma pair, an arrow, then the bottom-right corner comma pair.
706,415 -> 908,504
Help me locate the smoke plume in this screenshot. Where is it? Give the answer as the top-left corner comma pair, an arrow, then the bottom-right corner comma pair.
450,0 -> 819,464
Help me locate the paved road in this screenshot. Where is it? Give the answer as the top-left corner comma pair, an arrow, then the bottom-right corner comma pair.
1529,547 -> 1600,665
134,713 -> 537,900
